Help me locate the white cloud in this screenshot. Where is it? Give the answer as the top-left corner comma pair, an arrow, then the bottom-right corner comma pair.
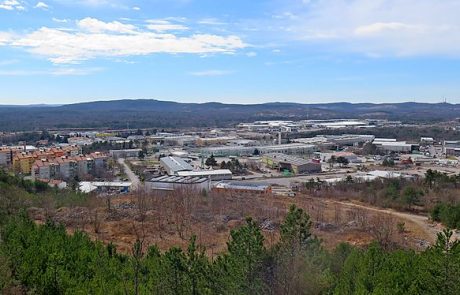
197,18 -> 227,26
0,0 -> 25,10
0,32 -> 12,45
51,67 -> 103,75
77,17 -> 137,33
190,70 -> 233,76
146,20 -> 188,32
277,0 -> 460,57
354,22 -> 423,36
132,6 -> 140,11
52,17 -> 68,23
35,1 -> 48,10
246,51 -> 257,57
2,18 -> 246,64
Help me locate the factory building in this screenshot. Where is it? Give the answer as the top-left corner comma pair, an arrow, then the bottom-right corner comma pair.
160,156 -> 194,175
176,169 -> 232,181
198,143 -> 318,157
213,181 -> 272,194
79,181 -> 132,193
373,139 -> 415,153
146,175 -> 210,192
262,153 -> 321,174
443,140 -> 460,156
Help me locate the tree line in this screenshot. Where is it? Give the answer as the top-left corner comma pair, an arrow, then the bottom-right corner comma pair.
1,201 -> 460,293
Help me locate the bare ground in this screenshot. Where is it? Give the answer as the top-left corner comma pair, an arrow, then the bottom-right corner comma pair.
28,190 -> 444,256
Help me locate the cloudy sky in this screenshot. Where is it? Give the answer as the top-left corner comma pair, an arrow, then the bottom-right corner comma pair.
1,0 -> 460,104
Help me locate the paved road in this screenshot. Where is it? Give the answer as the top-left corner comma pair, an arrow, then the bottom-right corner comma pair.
118,158 -> 141,190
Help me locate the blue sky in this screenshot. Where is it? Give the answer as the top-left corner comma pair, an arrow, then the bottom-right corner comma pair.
1,0 -> 460,105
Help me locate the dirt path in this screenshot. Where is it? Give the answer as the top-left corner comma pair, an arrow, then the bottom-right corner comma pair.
320,199 -> 459,244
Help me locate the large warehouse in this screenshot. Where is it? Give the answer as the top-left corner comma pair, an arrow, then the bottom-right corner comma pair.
160,156 -> 194,175
198,143 -> 318,157
176,169 -> 232,181
146,175 -> 210,192
262,153 -> 322,175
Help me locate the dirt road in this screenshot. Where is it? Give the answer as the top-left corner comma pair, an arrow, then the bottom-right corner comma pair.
321,199 -> 459,244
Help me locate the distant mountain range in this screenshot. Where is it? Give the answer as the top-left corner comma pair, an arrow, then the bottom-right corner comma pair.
0,99 -> 458,131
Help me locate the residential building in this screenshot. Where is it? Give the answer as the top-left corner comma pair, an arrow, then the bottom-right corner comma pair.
0,148 -> 13,166
13,153 -> 35,174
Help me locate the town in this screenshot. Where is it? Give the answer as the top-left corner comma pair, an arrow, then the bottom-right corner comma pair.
1,118 -> 459,197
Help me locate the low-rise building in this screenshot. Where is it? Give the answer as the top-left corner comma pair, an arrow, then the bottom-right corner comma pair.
176,169 -> 232,180
146,175 -> 210,192
198,143 -> 318,157
262,153 -> 321,174
79,181 -> 132,193
373,139 -> 415,153
443,140 -> 460,156
213,181 -> 272,194
196,136 -> 237,146
160,156 -> 194,175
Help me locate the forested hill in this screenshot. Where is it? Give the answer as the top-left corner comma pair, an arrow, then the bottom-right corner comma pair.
0,99 -> 459,131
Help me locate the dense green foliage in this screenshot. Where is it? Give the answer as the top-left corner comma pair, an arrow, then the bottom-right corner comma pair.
1,206 -> 460,294
431,203 -> 460,229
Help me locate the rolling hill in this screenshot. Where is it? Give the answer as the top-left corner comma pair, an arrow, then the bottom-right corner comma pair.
0,99 -> 458,131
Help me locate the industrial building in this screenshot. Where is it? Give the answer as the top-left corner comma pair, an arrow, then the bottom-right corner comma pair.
146,175 -> 210,192
443,141 -> 460,156
198,143 -> 318,157
79,181 -> 132,193
373,139 -> 415,153
213,181 -> 272,194
160,156 -> 194,175
162,135 -> 198,146
196,136 -> 237,146
262,153 -> 321,174
176,169 -> 232,181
